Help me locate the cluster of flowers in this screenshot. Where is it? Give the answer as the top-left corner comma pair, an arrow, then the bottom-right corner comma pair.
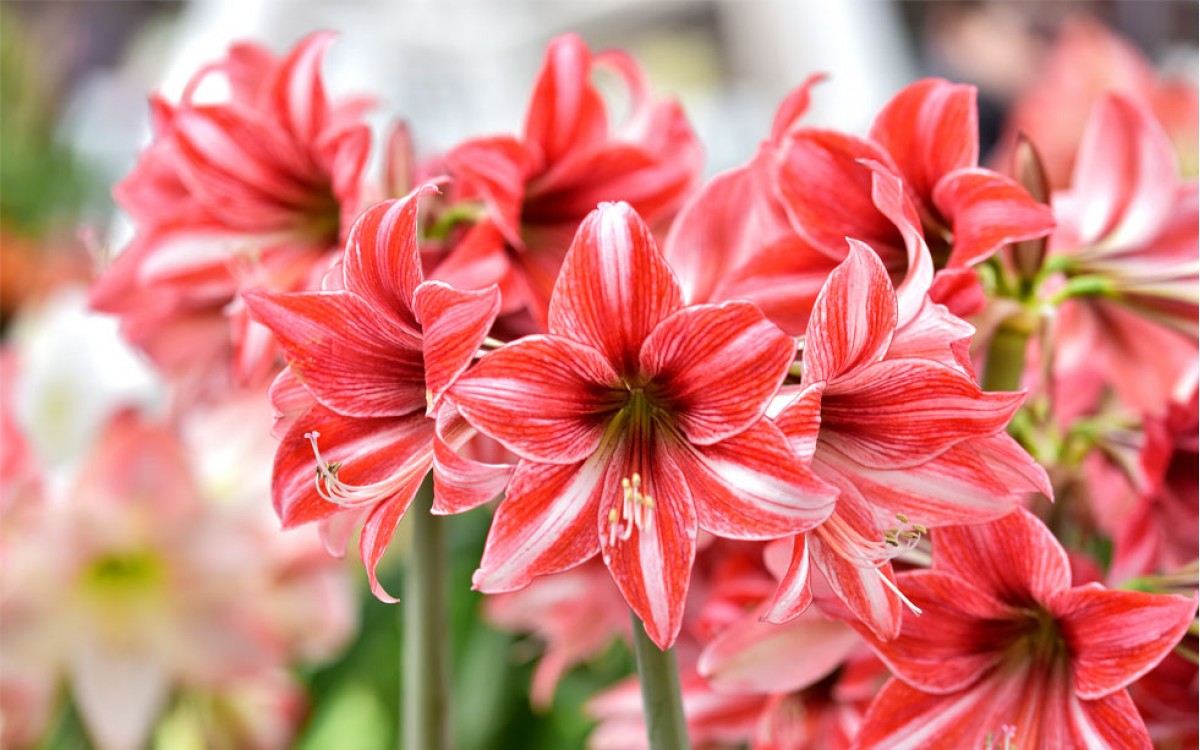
6,18 -> 1195,749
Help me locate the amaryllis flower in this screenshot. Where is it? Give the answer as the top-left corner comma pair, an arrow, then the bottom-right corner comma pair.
767,241 -> 1050,639
244,185 -> 504,600
1049,93 -> 1198,414
91,32 -> 372,388
774,77 -> 1054,313
0,409 -> 351,750
449,201 -> 836,648
433,33 -> 702,326
853,508 -> 1196,749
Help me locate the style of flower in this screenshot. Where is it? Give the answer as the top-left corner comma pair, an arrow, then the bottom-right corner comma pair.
1049,93 -> 1198,414
853,508 -> 1196,749
91,32 -> 373,388
243,185 -> 504,600
448,201 -> 836,648
433,33 -> 703,327
767,240 -> 1050,639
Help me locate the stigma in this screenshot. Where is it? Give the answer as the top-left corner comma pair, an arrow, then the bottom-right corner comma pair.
607,473 -> 655,547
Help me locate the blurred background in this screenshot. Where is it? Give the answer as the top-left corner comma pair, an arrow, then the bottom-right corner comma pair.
1,1 -> 1196,748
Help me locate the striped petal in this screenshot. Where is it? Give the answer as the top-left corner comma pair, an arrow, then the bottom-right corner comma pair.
640,300 -> 795,445
819,359 -> 1024,470
933,168 -> 1056,269
473,456 -> 608,593
450,335 -> 620,465
412,280 -> 501,413
869,78 -> 979,205
802,239 -> 897,383
243,290 -> 424,418
548,202 -> 683,374
678,420 -> 836,540
1053,586 -> 1196,700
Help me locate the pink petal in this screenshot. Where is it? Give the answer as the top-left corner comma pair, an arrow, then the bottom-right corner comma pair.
932,168 -> 1056,268
271,405 -> 434,528
662,150 -> 796,305
522,33 -> 606,167
1053,586 -> 1196,700
450,335 -> 620,465
711,234 -> 839,336
860,570 -> 1015,694
430,404 -> 514,515
869,78 -> 979,205
243,290 -> 424,418
412,280 -> 501,413
698,609 -> 859,694
677,420 -> 836,539
640,300 -> 794,444
342,185 -> 440,329
775,130 -> 901,258
264,31 -> 333,146
762,535 -> 814,623
802,239 -> 897,383
818,436 -> 1040,528
444,136 -> 532,247
886,294 -> 976,371
1058,94 -> 1179,251
933,507 -> 1071,605
769,73 -> 827,144
472,456 -> 609,592
548,202 -> 684,374
774,382 -> 825,463
811,536 -> 903,642
861,160 -> 936,327
600,435 -> 698,649
69,638 -> 169,750
819,359 -> 1024,470
358,470 -> 428,603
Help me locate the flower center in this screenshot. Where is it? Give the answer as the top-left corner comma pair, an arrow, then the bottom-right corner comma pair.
607,472 -> 655,546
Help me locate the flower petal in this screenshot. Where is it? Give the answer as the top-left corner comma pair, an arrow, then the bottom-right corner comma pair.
271,405 -> 434,528
444,137 -> 532,247
601,435 -> 698,649
677,420 -> 836,539
641,300 -> 794,444
802,239 -> 897,383
548,202 -> 683,374
775,130 -> 902,258
450,335 -> 619,465
933,507 -> 1070,605
773,381 -> 824,463
1053,586 -> 1196,700
430,404 -> 514,515
769,73 -> 827,144
523,33 -> 607,166
698,609 -> 859,695
869,78 -> 979,204
358,473 -> 428,603
412,280 -> 501,413
243,290 -> 424,418
762,535 -> 814,623
342,185 -> 441,329
859,570 -> 1016,694
472,456 -> 609,593
264,31 -> 333,146
932,168 -> 1056,268
819,359 -> 1024,470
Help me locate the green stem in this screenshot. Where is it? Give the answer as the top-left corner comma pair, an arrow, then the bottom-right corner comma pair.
630,612 -> 691,750
983,324 -> 1031,393
403,479 -> 450,750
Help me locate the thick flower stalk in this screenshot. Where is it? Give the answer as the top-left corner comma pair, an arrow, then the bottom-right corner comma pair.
449,201 -> 837,649
853,508 -> 1196,748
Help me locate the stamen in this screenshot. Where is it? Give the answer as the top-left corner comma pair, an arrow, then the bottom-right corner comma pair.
607,472 -> 655,545
304,431 -> 428,509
